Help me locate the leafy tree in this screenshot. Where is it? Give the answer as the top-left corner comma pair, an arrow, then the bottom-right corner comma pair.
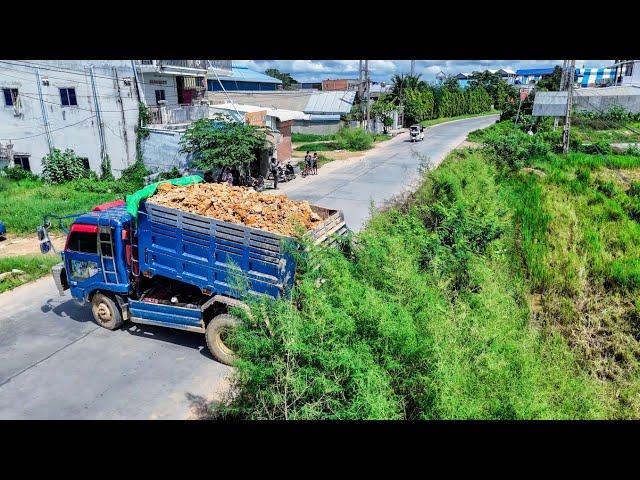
388,74 -> 427,105
264,68 -> 298,90
180,115 -> 270,173
441,75 -> 461,92
371,95 -> 397,133
468,70 -> 517,110
41,148 -> 87,184
535,65 -> 563,91
403,89 -> 435,124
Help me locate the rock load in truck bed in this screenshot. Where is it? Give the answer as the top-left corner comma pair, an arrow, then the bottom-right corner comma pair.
147,182 -> 323,237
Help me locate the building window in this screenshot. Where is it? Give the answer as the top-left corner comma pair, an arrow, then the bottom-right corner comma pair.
3,88 -> 19,106
155,89 -> 165,104
60,88 -> 77,106
13,156 -> 31,171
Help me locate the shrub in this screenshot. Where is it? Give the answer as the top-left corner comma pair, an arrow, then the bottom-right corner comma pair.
483,128 -> 550,171
120,160 -> 150,187
41,148 -> 87,184
580,141 -> 613,155
158,167 -> 182,181
1,166 -> 39,181
625,145 -> 640,157
336,127 -> 374,151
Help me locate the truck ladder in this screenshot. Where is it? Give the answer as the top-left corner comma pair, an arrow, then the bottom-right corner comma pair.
98,216 -> 118,284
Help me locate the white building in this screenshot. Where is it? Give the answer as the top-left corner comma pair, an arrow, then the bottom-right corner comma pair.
611,60 -> 640,87
0,60 -> 140,176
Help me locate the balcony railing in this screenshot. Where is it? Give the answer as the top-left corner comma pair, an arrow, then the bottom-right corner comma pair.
147,104 -> 210,125
136,60 -> 232,72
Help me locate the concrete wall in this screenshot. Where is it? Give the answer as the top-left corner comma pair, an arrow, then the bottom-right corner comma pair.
0,60 -> 139,176
276,120 -> 293,161
141,128 -> 193,173
574,94 -> 640,114
208,91 -> 312,111
139,72 -> 179,106
292,120 -> 343,135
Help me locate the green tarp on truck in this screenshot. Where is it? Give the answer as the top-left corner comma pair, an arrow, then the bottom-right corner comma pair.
125,175 -> 204,220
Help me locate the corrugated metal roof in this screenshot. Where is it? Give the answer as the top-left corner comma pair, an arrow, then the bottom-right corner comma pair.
516,67 -> 557,76
215,65 -> 283,85
304,91 -> 356,114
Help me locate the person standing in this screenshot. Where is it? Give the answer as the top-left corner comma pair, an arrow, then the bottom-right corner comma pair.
269,156 -> 279,190
303,151 -> 311,177
312,152 -> 318,175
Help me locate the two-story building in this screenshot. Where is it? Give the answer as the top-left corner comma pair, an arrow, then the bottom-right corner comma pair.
611,60 -> 640,87
0,60 -> 140,176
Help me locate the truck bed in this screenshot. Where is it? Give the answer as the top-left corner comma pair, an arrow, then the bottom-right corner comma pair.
136,199 -> 346,299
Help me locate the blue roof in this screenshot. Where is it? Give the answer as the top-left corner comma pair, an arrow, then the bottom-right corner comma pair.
516,67 -> 558,76
216,65 -> 282,85
75,206 -> 132,227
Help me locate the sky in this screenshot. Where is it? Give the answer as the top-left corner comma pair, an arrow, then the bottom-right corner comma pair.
239,60 -> 615,83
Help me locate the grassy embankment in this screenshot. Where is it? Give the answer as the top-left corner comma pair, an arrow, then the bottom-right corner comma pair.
211,128 -> 640,419
419,110 -> 500,128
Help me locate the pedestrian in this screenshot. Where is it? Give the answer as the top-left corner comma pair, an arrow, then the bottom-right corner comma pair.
312,152 -> 318,175
303,151 -> 311,177
269,156 -> 279,190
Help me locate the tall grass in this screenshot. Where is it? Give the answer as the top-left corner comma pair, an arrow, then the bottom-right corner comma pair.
212,151 -> 606,419
0,255 -> 61,293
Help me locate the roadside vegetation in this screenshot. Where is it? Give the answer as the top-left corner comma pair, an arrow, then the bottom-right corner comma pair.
211,112 -> 640,419
419,110 -> 499,128
0,255 -> 61,294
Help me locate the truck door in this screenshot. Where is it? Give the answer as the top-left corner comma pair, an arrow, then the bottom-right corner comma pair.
64,224 -> 101,301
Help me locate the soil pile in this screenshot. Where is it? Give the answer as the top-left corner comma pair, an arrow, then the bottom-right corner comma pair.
149,182 -> 323,237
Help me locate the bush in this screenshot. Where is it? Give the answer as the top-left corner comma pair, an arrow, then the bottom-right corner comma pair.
625,145 -> 640,157
120,160 -> 150,188
1,166 -> 39,181
336,127 -> 374,151
41,148 -> 87,184
483,128 -> 550,171
158,167 -> 182,181
580,141 -> 613,155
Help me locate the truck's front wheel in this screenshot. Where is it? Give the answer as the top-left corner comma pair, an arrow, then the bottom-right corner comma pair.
91,293 -> 124,330
206,314 -> 241,366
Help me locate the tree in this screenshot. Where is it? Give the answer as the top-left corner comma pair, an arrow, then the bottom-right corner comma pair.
468,70 -> 517,109
388,74 -> 427,106
41,148 -> 87,184
535,65 -> 563,91
371,96 -> 397,133
264,68 -> 298,90
180,115 -> 270,174
441,75 -> 461,92
403,89 -> 435,124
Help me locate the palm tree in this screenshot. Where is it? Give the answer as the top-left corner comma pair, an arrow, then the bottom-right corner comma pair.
388,74 -> 427,105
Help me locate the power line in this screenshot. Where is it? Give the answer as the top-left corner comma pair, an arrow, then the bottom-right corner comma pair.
0,115 -> 96,141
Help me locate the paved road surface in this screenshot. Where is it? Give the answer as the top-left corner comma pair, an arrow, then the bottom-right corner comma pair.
0,115 -> 497,419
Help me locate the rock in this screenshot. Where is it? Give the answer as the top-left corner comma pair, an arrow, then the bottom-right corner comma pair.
148,183 -> 323,237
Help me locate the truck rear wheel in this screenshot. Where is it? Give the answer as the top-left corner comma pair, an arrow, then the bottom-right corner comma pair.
91,293 -> 123,330
206,314 -> 241,366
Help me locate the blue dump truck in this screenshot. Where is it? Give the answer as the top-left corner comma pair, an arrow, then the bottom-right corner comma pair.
40,189 -> 346,365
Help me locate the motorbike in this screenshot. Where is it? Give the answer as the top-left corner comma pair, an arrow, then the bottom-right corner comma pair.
246,174 -> 266,192
410,124 -> 425,142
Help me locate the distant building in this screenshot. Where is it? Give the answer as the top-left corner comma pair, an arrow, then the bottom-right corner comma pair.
322,79 -> 359,91
577,67 -> 616,88
611,60 -> 640,87
0,60 -> 140,176
206,64 -> 283,92
533,86 -> 640,116
515,67 -> 557,86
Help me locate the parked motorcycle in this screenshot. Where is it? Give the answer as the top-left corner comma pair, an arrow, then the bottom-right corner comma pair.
246,174 -> 266,192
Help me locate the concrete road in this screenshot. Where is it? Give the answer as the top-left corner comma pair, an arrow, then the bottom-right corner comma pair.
278,114 -> 498,232
0,115 -> 496,419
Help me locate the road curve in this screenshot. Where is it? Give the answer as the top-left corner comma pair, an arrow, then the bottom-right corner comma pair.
0,114 -> 497,419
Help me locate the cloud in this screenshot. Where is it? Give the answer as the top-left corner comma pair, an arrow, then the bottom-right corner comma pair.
237,59 -> 615,83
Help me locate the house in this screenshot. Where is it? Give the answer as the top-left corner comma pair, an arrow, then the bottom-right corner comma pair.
206,64 -> 283,92
206,90 -> 357,134
515,67 -> 557,86
322,79 -> 360,91
0,60 -> 140,176
610,60 -> 640,87
577,67 -> 616,88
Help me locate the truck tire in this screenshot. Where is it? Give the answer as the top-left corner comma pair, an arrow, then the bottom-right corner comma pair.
206,314 -> 241,366
91,293 -> 124,330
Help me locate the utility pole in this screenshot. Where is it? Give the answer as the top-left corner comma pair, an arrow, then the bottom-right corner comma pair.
410,60 -> 415,77
90,65 -> 108,164
358,60 -> 364,128
562,59 -> 576,154
364,60 -> 370,132
554,60 -> 569,131
36,68 -> 54,155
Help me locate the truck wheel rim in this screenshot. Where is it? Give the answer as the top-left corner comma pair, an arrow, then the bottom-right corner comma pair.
96,302 -> 112,323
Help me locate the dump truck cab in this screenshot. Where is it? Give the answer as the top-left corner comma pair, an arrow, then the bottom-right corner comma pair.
58,204 -> 133,304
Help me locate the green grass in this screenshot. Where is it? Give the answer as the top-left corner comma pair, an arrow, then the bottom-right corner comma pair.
294,142 -> 340,152
291,133 -> 337,143
0,255 -> 60,293
0,178 -> 119,234
420,110 -> 499,128
210,149 -> 607,420
571,118 -> 640,144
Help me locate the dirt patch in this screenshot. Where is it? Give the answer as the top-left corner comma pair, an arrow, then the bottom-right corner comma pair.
0,234 -> 65,258
458,140 -> 482,149
521,167 -> 547,178
149,182 -> 323,237
595,168 -> 640,189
